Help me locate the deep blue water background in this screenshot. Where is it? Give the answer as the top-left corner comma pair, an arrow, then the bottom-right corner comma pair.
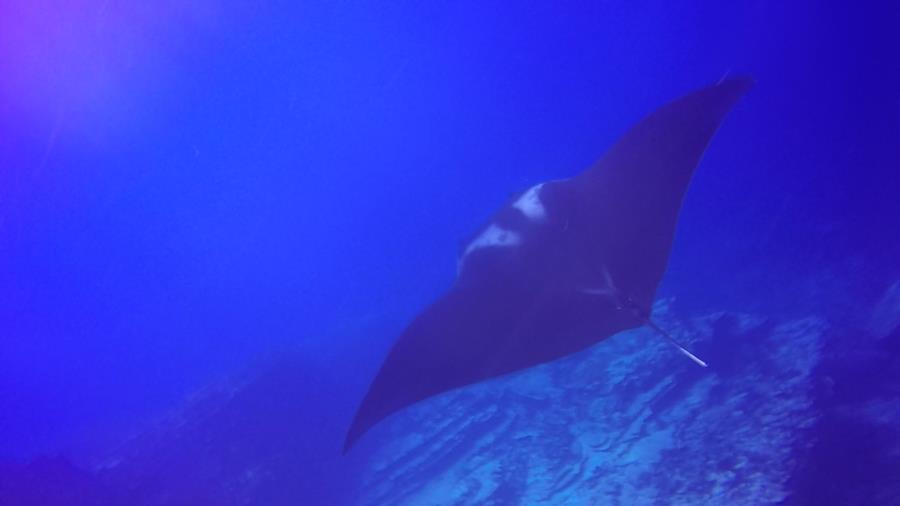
1,1 -> 898,504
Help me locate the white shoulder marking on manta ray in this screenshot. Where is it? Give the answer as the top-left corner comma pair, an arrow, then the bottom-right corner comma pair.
512,183 -> 546,221
463,224 -> 521,257
457,224 -> 521,275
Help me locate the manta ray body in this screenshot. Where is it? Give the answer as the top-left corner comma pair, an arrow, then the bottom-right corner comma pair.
344,78 -> 752,452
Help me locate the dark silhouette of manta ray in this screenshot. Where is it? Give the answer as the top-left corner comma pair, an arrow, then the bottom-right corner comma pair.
344,77 -> 752,453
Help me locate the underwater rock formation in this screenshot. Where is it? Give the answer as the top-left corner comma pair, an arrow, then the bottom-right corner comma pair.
783,310 -> 900,506
9,304 -> 900,505
870,279 -> 900,340
360,305 -> 824,505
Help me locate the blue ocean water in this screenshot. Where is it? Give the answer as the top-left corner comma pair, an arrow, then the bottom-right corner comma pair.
1,1 -> 898,504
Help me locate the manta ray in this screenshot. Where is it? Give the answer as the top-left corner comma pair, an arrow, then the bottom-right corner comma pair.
344,77 -> 752,453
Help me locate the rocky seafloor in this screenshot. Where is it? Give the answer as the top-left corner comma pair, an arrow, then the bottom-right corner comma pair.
2,300 -> 900,505
360,305 -> 825,505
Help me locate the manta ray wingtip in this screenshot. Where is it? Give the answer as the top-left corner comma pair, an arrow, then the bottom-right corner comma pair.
717,74 -> 755,94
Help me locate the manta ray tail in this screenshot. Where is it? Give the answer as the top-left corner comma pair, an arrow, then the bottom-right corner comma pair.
644,318 -> 708,368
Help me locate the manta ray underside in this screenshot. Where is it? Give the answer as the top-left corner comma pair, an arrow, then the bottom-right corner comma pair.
344,77 -> 752,453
